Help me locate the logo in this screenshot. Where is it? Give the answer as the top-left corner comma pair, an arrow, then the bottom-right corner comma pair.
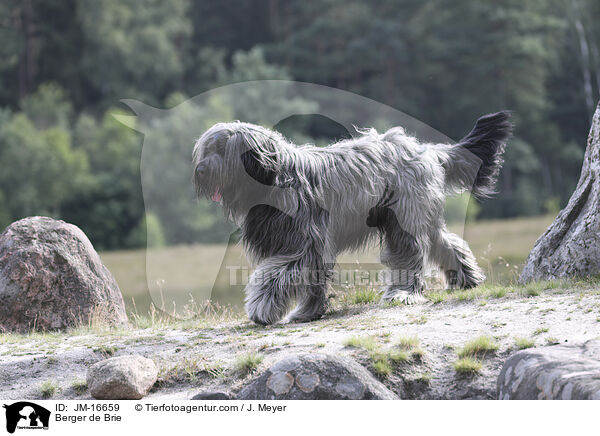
3,402 -> 50,434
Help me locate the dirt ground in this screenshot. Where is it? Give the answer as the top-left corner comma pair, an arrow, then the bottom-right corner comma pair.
1,282 -> 599,400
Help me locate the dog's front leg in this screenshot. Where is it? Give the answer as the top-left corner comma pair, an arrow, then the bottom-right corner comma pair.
380,227 -> 428,305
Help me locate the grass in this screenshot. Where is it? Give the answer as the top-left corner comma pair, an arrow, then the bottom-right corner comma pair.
453,357 -> 483,374
93,345 -> 118,356
415,372 -> 432,384
533,327 -> 549,336
40,380 -> 60,398
397,335 -> 425,359
343,335 -> 378,352
546,336 -> 560,345
234,352 -> 263,376
341,287 -> 380,306
371,359 -> 392,376
157,356 -> 226,385
515,337 -> 535,349
427,292 -> 447,304
71,379 -> 87,394
425,279 -> 575,304
457,335 -> 499,358
344,335 -> 420,378
452,338 -> 487,375
397,336 -> 420,349
408,315 -> 428,325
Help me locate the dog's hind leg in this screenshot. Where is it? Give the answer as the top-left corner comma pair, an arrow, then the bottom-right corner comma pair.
244,256 -> 298,325
380,226 -> 428,305
430,229 -> 485,289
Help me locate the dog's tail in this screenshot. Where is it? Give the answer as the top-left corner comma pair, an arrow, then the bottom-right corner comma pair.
438,111 -> 512,198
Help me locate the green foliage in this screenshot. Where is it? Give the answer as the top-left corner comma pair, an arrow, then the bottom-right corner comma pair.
77,0 -> 192,108
0,109 -> 90,222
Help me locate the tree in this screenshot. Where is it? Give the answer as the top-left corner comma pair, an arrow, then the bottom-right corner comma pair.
521,101 -> 600,281
76,0 -> 191,109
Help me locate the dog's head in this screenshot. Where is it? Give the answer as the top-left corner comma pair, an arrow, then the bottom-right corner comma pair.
193,122 -> 289,211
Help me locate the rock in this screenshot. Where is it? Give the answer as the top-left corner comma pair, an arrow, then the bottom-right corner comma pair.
237,353 -> 399,400
87,355 -> 158,400
497,340 -> 600,400
191,392 -> 232,400
521,101 -> 600,282
0,216 -> 128,332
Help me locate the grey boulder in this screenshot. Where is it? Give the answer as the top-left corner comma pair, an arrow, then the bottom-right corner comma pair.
237,353 -> 399,400
87,355 -> 158,400
0,216 -> 128,332
498,340 -> 600,400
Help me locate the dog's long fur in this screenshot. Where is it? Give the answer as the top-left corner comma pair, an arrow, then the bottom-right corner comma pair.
193,112 -> 512,325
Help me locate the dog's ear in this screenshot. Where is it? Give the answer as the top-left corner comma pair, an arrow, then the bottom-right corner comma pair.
240,149 -> 277,186
230,130 -> 289,187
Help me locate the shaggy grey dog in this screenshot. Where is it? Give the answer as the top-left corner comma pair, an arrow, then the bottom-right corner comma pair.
193,112 -> 512,325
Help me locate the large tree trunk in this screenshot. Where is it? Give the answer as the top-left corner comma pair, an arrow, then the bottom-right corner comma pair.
520,101 -> 600,282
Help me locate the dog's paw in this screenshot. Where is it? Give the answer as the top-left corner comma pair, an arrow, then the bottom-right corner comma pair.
381,290 -> 427,305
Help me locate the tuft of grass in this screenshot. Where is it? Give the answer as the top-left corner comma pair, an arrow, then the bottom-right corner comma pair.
427,292 -> 447,304
397,336 -> 420,349
342,287 -> 380,305
409,315 -> 428,325
545,336 -> 560,345
455,288 -> 485,301
453,357 -> 483,374
203,362 -> 226,379
371,358 -> 392,377
40,380 -> 60,398
234,352 -> 263,376
93,345 -> 118,356
416,372 -> 432,384
411,347 -> 425,360
489,287 -> 508,299
71,379 -> 87,394
396,335 -> 425,360
533,327 -> 549,336
388,349 -> 411,363
343,336 -> 378,352
515,337 -> 535,350
157,357 -> 226,386
457,335 -> 499,358
345,336 -> 416,378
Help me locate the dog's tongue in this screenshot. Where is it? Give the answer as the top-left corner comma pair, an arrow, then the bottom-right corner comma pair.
211,190 -> 222,202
